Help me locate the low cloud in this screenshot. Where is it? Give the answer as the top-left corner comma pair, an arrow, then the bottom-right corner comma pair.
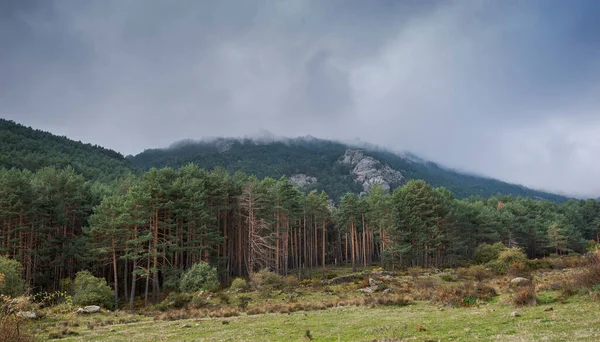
2,0 -> 600,197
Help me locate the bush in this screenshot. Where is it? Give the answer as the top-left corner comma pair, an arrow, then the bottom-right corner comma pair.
440,274 -> 454,282
431,282 -> 497,307
284,275 -> 300,289
485,260 -> 507,275
180,262 -> 220,293
407,267 -> 422,278
510,285 -> 537,306
164,292 -> 192,309
507,261 -> 530,278
468,265 -> 491,282
526,259 -> 551,270
0,256 -> 26,297
72,271 -> 114,309
571,253 -> 600,290
230,278 -> 249,292
498,248 -> 528,266
250,269 -> 284,290
473,242 -> 506,264
191,296 -> 209,309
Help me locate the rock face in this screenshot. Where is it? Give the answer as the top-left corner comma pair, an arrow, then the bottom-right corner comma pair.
289,174 -> 317,189
510,277 -> 532,288
339,150 -> 404,193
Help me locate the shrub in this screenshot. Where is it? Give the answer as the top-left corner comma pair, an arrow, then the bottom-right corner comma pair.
216,292 -> 230,305
250,269 -> 284,290
526,259 -> 551,270
284,275 -> 300,289
498,248 -> 528,266
230,278 -> 249,292
191,296 -> 209,309
431,282 -> 497,307
510,285 -> 537,306
407,267 -> 422,278
237,296 -> 251,310
473,242 -> 506,264
468,265 -> 491,282
161,292 -> 192,309
485,260 -> 507,275
571,254 -> 600,290
0,256 -> 26,297
507,261 -> 530,278
180,262 -> 220,293
440,274 -> 454,282
456,268 -> 469,280
72,271 -> 114,309
0,296 -> 35,342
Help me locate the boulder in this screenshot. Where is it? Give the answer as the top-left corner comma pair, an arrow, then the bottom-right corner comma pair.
358,286 -> 378,293
510,311 -> 521,317
510,277 -> 532,287
17,311 -> 43,320
182,324 -> 191,328
83,305 -> 101,313
75,308 -> 85,315
382,288 -> 394,294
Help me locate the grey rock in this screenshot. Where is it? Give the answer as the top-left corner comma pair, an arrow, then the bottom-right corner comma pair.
510,277 -> 532,287
17,311 -> 43,319
83,305 -> 101,313
510,311 -> 521,317
358,286 -> 378,293
75,308 -> 84,315
182,324 -> 191,328
339,150 -> 404,193
382,288 -> 394,294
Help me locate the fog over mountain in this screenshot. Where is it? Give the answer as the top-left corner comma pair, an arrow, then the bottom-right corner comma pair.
2,0 -> 600,197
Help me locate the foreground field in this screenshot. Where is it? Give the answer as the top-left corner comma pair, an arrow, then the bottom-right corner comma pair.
40,295 -> 599,341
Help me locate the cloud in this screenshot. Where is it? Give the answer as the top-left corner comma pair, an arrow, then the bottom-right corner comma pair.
1,0 -> 600,197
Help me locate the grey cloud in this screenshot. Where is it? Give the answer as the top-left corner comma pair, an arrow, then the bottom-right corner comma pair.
2,0 -> 600,197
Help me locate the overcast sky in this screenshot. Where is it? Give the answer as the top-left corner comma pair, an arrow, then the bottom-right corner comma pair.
2,0 -> 600,197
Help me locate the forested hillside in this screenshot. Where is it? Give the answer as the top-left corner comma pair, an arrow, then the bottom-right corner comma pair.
130,138 -> 569,202
0,119 -> 137,181
1,165 -> 598,309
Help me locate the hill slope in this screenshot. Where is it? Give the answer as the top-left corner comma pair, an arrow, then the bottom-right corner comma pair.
0,119 -> 138,181
129,137 -> 569,202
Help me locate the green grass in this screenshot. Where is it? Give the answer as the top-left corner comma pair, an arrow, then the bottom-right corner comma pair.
34,295 -> 598,341
28,266 -> 600,341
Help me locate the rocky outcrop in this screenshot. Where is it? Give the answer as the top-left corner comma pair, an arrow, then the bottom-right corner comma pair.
339,149 -> 405,193
289,174 -> 317,189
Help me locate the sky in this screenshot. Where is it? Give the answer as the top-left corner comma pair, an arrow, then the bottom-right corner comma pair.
2,0 -> 600,198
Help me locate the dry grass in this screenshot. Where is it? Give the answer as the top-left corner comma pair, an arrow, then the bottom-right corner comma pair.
430,282 -> 497,307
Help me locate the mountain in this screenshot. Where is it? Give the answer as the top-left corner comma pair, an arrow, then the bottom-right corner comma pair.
0,119 -> 137,181
129,137 -> 569,202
